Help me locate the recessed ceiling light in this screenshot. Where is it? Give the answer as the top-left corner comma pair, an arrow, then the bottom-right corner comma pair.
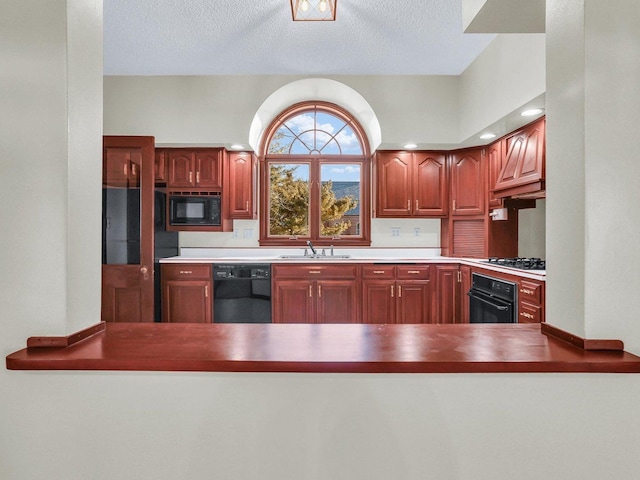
230,144 -> 244,150
480,133 -> 496,140
521,108 -> 544,117
403,143 -> 418,149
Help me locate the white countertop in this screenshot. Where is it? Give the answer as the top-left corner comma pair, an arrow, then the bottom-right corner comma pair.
159,248 -> 546,281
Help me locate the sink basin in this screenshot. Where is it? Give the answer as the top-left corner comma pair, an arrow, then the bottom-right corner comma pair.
278,254 -> 352,260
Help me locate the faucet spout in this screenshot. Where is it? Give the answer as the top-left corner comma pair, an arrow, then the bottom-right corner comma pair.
306,240 -> 317,255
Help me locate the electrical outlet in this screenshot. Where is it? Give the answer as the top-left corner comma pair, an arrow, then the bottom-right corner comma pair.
233,229 -> 239,239
243,228 -> 253,239
391,227 -> 400,237
414,227 -> 420,237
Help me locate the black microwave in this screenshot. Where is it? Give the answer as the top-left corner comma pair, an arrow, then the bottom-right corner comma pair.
169,194 -> 221,226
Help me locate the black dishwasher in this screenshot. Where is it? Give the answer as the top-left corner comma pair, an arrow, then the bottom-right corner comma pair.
213,264 -> 272,323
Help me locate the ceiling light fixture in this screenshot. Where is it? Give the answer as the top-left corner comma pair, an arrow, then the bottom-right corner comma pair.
290,0 -> 337,21
480,133 -> 496,140
521,108 -> 544,117
403,143 -> 418,149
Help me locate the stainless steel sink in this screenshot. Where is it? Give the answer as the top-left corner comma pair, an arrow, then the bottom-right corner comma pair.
278,254 -> 351,260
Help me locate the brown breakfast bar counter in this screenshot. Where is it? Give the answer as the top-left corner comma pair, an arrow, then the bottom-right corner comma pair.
6,322 -> 640,373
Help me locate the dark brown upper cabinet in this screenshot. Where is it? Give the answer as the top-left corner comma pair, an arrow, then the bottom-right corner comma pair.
375,151 -> 447,218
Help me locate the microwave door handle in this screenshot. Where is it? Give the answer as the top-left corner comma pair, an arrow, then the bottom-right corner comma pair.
468,291 -> 510,311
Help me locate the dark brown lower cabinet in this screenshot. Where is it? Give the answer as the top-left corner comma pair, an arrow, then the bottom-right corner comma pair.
272,264 -> 359,323
161,264 -> 212,323
433,264 -> 470,324
361,265 -> 432,324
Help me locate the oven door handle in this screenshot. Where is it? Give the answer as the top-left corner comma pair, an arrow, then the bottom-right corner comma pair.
468,291 -> 510,311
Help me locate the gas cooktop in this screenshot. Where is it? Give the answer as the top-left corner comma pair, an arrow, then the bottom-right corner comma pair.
482,257 -> 546,271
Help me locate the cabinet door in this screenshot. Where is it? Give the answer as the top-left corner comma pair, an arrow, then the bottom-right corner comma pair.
316,280 -> 358,323
434,265 -> 459,324
167,150 -> 195,188
396,281 -> 431,324
414,152 -> 448,217
273,280 -> 314,323
195,149 -> 222,188
227,152 -> 254,219
163,280 -> 212,323
154,149 -> 167,184
103,147 -> 139,188
487,140 -> 504,208
450,148 -> 485,216
376,151 -> 412,217
362,280 -> 395,324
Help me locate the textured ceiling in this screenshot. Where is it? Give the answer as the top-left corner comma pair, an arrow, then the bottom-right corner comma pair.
103,0 -> 496,75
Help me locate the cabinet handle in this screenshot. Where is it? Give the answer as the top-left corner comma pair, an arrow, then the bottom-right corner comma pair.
398,285 -> 402,297
196,171 -> 200,183
453,200 -> 457,211
373,270 -> 386,274
391,285 -> 394,298
308,270 -> 321,274
520,288 -> 534,295
123,164 -> 128,176
407,270 -> 420,274
415,199 -> 419,210
246,201 -> 249,211
205,285 -> 209,298
407,199 -> 411,211
309,285 -> 313,298
132,164 -> 136,176
457,271 -> 462,282
189,171 -> 193,183
179,270 -> 193,274
318,285 -> 322,297
520,311 -> 534,320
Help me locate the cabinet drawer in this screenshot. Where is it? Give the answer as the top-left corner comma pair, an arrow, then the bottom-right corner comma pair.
362,265 -> 396,279
518,301 -> 542,323
162,264 -> 212,280
519,280 -> 543,304
396,265 -> 430,280
273,264 -> 358,279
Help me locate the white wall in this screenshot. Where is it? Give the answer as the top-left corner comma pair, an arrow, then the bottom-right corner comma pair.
458,33 -> 546,142
4,2 -> 640,480
518,200 -> 546,258
104,75 -> 461,149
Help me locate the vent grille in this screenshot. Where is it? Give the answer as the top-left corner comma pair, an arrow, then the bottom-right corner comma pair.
169,191 -> 221,197
453,220 -> 485,257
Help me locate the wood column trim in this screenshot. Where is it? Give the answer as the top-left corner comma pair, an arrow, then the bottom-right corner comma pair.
27,322 -> 106,348
541,322 -> 624,351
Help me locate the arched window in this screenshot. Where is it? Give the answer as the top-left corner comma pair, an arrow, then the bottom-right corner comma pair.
259,102 -> 371,246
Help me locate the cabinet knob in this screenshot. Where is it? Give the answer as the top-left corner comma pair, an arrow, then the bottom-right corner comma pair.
140,266 -> 149,281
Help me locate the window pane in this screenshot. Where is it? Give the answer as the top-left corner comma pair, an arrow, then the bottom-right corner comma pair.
336,125 -> 363,155
269,163 -> 310,237
320,164 -> 361,238
268,126 -> 295,154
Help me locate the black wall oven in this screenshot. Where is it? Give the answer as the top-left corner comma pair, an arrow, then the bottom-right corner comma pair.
468,273 -> 517,323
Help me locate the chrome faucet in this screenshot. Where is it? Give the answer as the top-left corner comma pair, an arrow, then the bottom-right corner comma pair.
306,240 -> 317,255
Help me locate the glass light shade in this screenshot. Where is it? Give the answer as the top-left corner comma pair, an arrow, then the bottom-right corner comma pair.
290,0 -> 337,21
